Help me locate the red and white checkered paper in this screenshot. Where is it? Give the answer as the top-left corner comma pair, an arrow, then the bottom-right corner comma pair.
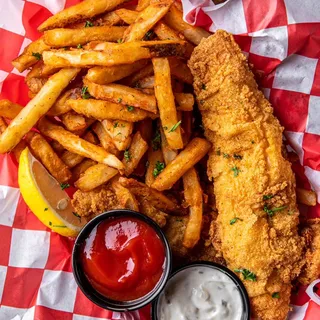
0,0 -> 320,319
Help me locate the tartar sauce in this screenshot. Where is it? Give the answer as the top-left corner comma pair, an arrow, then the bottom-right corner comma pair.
157,266 -> 244,320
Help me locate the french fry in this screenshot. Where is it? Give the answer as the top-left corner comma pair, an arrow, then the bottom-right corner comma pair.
182,167 -> 203,248
182,111 -> 192,146
136,0 -> 151,11
175,93 -> 194,111
297,188 -> 317,206
101,119 -> 133,151
121,63 -> 153,86
61,111 -> 87,132
38,0 -> 128,31
86,60 -> 148,85
136,75 -> 155,89
42,64 -> 61,76
43,40 -> 186,68
51,140 -> 65,155
115,9 -> 138,25
111,178 -> 140,212
145,148 -> 164,187
168,57 -> 193,84
44,26 -> 127,47
71,159 -> 97,183
75,164 -> 118,191
164,4 -> 210,45
67,99 -> 154,122
152,137 -> 211,191
100,11 -> 122,26
85,80 -> 158,113
122,131 -> 148,176
72,118 -> 96,137
119,177 -> 182,214
0,100 -> 23,120
154,21 -> 194,57
123,0 -> 174,42
25,132 -> 72,183
92,122 -> 119,155
0,68 -> 80,154
160,124 -> 178,165
38,117 -> 124,170
47,88 -> 81,117
12,37 -> 50,73
152,57 -> 183,149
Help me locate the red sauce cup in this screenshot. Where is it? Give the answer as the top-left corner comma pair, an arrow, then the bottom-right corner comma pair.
72,209 -> 172,312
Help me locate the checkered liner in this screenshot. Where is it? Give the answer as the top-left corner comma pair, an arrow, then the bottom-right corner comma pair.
0,0 -> 319,319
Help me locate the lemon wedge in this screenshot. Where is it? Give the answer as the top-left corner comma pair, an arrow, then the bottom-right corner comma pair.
18,147 -> 86,237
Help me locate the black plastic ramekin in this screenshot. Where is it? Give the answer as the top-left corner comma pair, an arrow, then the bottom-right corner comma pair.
72,209 -> 172,312
152,261 -> 250,320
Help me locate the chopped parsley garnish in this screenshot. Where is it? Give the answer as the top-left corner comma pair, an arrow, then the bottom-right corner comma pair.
48,221 -> 66,228
144,30 -> 154,40
230,217 -> 242,225
117,98 -> 122,103
127,105 -> 134,112
153,161 -> 165,177
263,194 -> 274,201
223,153 -> 230,159
81,86 -> 91,99
73,212 -> 81,221
85,20 -> 93,27
124,150 -> 131,162
44,208 -> 48,211
114,122 -> 118,128
233,154 -> 243,160
77,44 -> 82,49
201,83 -> 206,90
272,292 -> 280,299
60,183 -> 70,190
231,166 -> 240,177
234,269 -> 257,281
263,205 -> 287,217
152,130 -> 161,151
168,120 -> 181,133
117,38 -> 123,43
32,52 -> 42,60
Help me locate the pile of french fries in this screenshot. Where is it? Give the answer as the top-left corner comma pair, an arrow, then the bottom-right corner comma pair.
0,0 -> 316,247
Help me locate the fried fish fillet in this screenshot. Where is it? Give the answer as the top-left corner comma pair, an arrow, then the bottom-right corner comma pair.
189,30 -> 305,320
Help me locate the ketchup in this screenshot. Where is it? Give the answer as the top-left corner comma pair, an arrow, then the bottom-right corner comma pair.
81,216 -> 166,301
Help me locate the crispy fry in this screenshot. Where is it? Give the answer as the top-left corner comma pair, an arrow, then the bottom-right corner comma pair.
44,26 -> 127,47
175,93 -> 194,111
25,132 -> 72,183
297,188 -> 317,206
146,148 -> 164,186
152,138 -> 211,190
38,117 -> 124,170
0,100 -> 23,120
42,64 -> 61,76
101,119 -> 133,151
164,4 -> 210,45
119,177 -> 182,214
153,57 -> 183,149
136,0 -> 151,11
92,122 -> 119,155
121,63 -> 153,86
136,75 -> 155,89
111,178 -> 140,211
12,37 -> 50,73
168,57 -> 193,84
122,131 -> 148,176
38,0 -> 128,31
86,60 -> 148,85
43,40 -> 186,68
47,88 -> 81,117
100,11 -> 122,26
115,9 -> 138,24
0,68 -> 80,154
72,118 -> 96,136
160,124 -> 178,164
123,0 -> 174,42
67,99 -> 154,122
138,197 -> 168,227
26,61 -> 60,78
154,21 -> 194,57
182,168 -> 203,248
71,159 -> 97,183
51,140 -> 65,155
85,80 -> 157,113
75,164 -> 118,191
61,111 -> 87,132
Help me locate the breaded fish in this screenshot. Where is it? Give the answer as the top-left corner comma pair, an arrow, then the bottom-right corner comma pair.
188,30 -> 305,320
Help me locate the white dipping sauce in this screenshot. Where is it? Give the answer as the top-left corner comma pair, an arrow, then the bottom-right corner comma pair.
157,266 -> 243,320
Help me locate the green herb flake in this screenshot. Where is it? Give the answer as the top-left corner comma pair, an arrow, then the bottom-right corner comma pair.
168,120 -> 182,133
231,166 -> 240,177
201,83 -> 206,90
44,208 -> 48,211
52,225 -> 67,228
152,130 -> 161,151
117,98 -> 122,103
77,44 -> 83,49
230,217 -> 242,225
234,268 -> 257,281
127,105 -> 134,112
85,20 -> 93,28
223,153 -> 230,159
49,221 -> 52,226
124,150 -> 131,162
73,212 -> 81,222
153,161 -> 165,177
32,52 -> 42,60
117,38 -> 123,43
233,154 -> 243,160
114,122 -> 118,128
60,183 -> 70,190
81,86 -> 91,99
272,292 -> 280,299
263,194 -> 274,201
263,205 -> 287,217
